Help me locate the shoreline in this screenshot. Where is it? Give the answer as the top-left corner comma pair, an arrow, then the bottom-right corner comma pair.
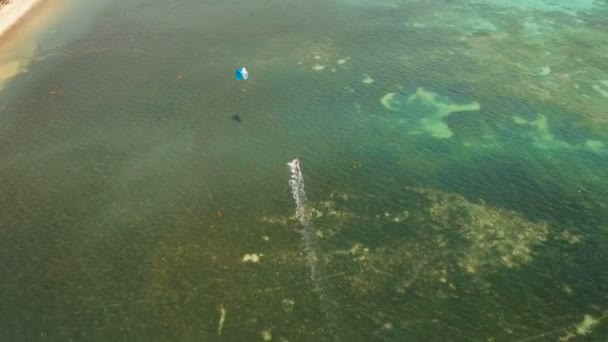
0,0 -> 64,92
0,0 -> 41,40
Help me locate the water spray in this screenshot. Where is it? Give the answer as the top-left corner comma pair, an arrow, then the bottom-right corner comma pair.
287,157 -> 343,340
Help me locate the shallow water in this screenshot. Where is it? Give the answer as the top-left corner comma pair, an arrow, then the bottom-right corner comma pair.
1,0 -> 607,340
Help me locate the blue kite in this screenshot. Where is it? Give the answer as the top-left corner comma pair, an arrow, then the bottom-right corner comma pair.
235,67 -> 249,80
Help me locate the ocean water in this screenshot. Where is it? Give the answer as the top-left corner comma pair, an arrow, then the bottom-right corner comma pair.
0,0 -> 607,340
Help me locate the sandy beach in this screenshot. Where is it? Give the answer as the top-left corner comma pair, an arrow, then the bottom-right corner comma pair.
0,0 -> 65,92
0,0 -> 40,92
0,0 -> 41,39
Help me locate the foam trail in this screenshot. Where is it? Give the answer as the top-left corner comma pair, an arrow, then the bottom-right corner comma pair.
288,158 -> 342,340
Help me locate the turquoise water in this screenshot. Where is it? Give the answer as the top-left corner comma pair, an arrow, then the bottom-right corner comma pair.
1,0 -> 607,340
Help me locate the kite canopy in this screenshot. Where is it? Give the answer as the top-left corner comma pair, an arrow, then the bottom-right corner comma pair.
235,67 -> 249,80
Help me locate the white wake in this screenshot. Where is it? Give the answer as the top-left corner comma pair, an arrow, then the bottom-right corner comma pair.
287,157 -> 343,340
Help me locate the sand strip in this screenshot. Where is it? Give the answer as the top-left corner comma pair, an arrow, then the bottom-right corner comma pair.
0,0 -> 41,39
0,0 -> 65,92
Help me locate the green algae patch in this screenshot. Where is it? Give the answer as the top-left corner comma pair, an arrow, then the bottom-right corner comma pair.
583,139 -> 605,152
513,114 -> 570,149
380,92 -> 397,110
592,84 -> 608,98
513,114 -> 606,153
575,314 -> 599,335
409,88 -> 481,138
381,87 -> 480,139
555,312 -> 608,341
